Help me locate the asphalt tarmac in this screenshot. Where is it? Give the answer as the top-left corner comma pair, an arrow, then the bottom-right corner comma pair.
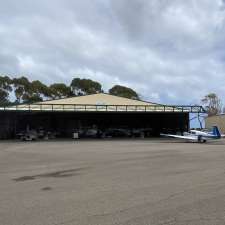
0,139 -> 225,225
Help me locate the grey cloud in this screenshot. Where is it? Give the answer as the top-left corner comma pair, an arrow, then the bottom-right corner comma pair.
0,0 -> 225,104
0,52 -> 20,75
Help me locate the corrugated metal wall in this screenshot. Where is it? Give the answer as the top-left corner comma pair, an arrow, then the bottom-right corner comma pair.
205,115 -> 225,134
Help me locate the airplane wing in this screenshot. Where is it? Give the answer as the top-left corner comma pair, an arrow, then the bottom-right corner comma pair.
160,133 -> 198,140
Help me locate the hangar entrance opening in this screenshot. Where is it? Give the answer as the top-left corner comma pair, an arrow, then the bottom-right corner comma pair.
13,111 -> 189,139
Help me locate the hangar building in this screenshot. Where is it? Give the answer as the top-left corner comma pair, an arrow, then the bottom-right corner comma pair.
205,114 -> 225,134
0,93 -> 204,139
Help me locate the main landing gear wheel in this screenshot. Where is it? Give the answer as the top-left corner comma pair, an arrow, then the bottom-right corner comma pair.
198,135 -> 206,143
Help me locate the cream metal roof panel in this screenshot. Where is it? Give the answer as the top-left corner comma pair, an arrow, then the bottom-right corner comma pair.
39,93 -> 156,106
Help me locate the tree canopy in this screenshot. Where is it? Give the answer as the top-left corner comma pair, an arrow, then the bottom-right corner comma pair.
71,78 -> 102,95
0,76 -> 12,104
201,93 -> 222,116
109,85 -> 139,100
49,83 -> 71,99
0,75 -> 141,104
13,76 -> 31,103
31,80 -> 51,99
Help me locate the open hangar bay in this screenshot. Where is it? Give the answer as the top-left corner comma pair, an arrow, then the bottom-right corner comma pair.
0,93 -> 203,139
0,139 -> 225,225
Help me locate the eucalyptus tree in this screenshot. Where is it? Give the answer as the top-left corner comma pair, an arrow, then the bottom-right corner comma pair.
49,83 -> 72,99
201,93 -> 222,116
70,78 -> 102,95
109,85 -> 139,100
0,76 -> 12,105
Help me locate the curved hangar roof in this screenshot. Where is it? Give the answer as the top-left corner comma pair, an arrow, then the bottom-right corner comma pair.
2,93 -> 194,112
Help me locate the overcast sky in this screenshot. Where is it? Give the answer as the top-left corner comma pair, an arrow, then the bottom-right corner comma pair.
1,0 -> 225,104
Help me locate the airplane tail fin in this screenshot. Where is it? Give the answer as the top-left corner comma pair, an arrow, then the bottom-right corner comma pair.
212,126 -> 221,138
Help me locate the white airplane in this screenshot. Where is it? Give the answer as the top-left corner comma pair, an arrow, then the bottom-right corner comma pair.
161,126 -> 222,143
